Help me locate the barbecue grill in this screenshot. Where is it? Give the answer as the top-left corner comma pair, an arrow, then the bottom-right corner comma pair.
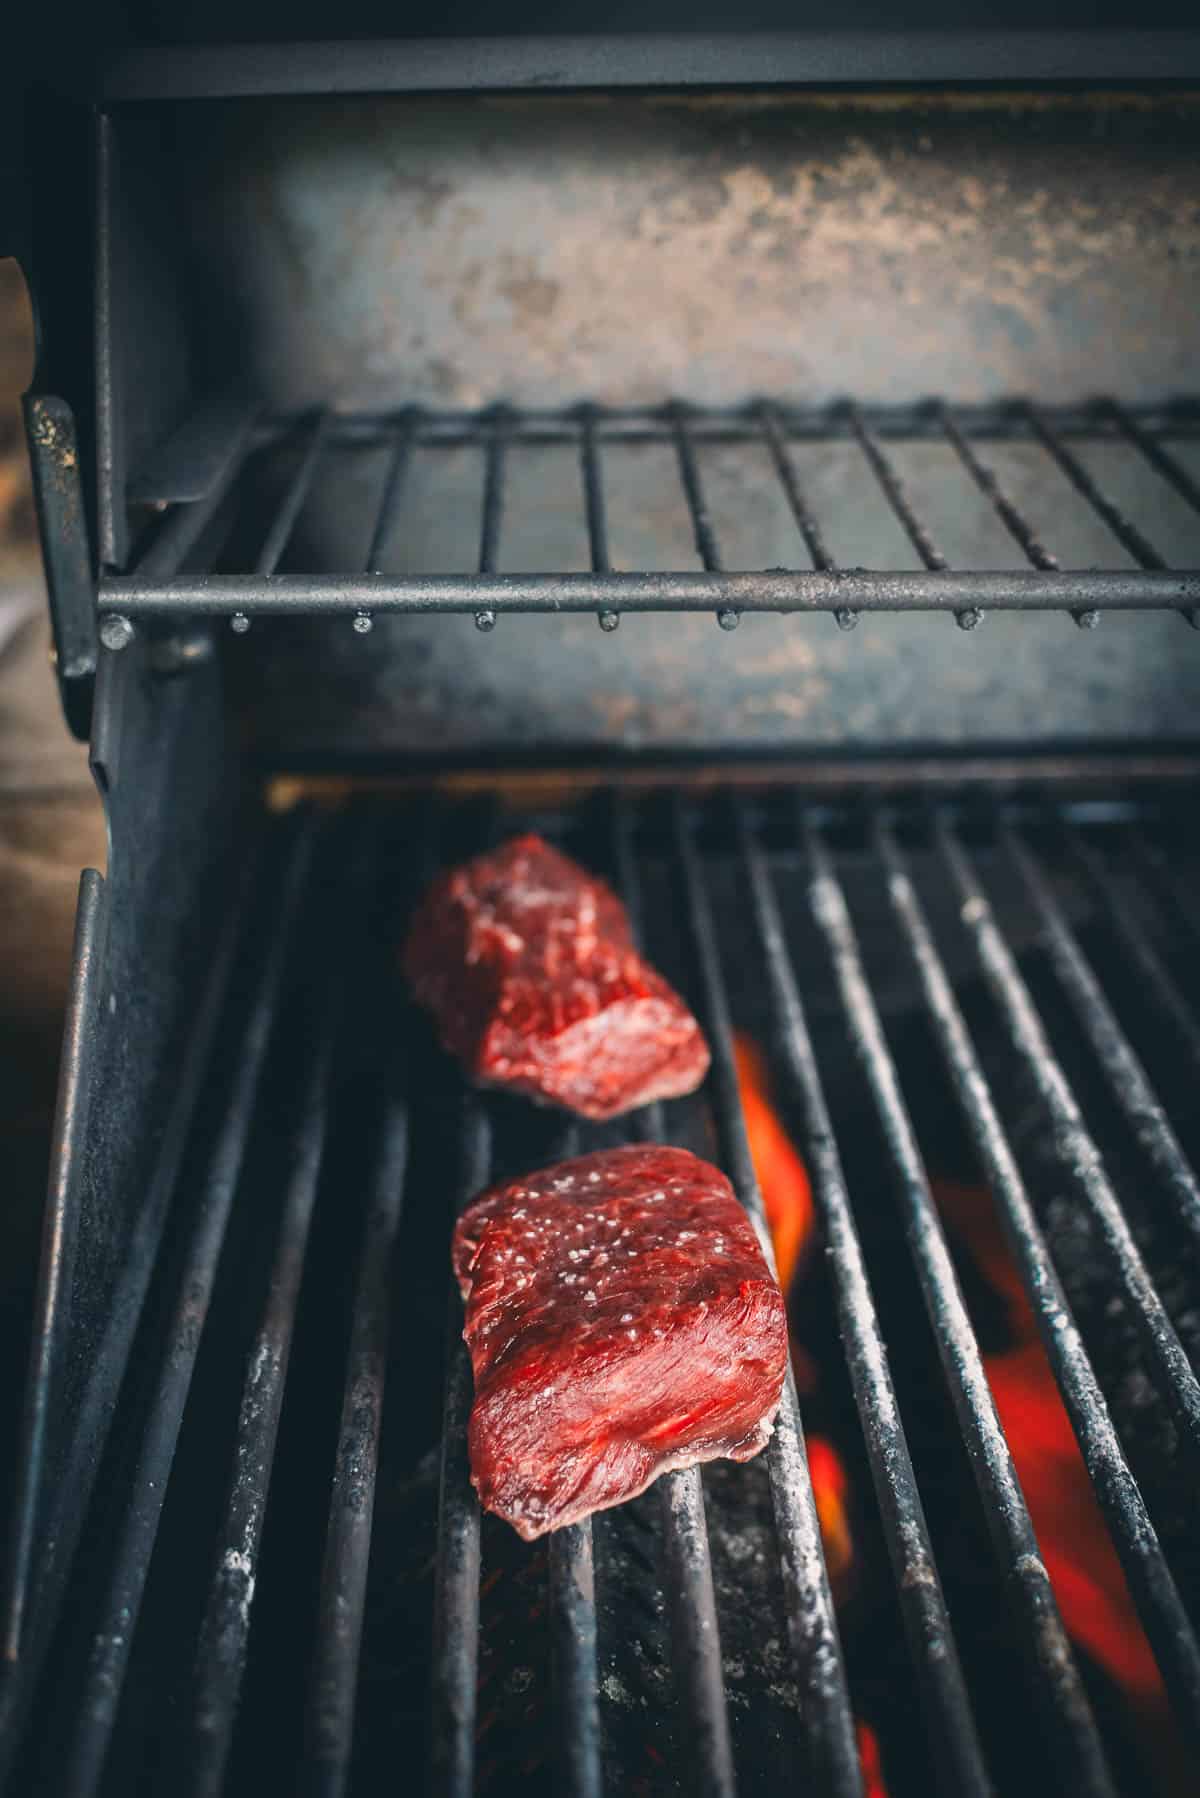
4,14 -> 1200,1796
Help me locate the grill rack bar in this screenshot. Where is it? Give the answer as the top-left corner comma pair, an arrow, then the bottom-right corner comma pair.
739,807 -> 992,1797
239,401 -> 1200,448
936,403 -> 1059,573
670,405 -> 724,576
547,1523 -> 602,1798
1024,404 -> 1167,572
57,817 -> 316,1798
99,397 -> 1200,625
846,403 -> 949,575
304,1054 -> 411,1798
184,831 -> 365,1798
579,405 -> 613,575
801,812 -> 1116,1798
1109,403 -> 1200,518
613,803 -> 738,1798
539,1122 -> 604,1798
757,402 -> 837,574
875,815 -> 1200,1743
256,413 -> 331,577
674,800 -> 865,1798
428,1103 -> 491,1798
999,822 -> 1200,1256
10,775 -> 1200,1796
365,409 -> 420,575
478,408 -> 511,578
934,820 -> 1200,1451
1127,824 -> 1200,949
579,406 -> 618,632
1059,819 -> 1200,1078
99,569 -> 1200,617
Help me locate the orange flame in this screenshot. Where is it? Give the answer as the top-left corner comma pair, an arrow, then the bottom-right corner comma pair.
735,1033 -> 815,1292
932,1179 -> 1168,1714
807,1433 -> 855,1588
856,1721 -> 888,1798
929,1178 -> 1033,1340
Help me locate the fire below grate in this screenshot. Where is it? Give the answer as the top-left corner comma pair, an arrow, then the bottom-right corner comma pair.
98,399 -> 1200,630
4,772 -> 1200,1798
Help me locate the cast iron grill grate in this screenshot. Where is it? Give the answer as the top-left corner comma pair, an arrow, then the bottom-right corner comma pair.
3,772 -> 1200,1797
100,399 -> 1200,630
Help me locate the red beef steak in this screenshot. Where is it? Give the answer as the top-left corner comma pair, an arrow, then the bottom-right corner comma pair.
453,1145 -> 788,1540
402,834 -> 709,1120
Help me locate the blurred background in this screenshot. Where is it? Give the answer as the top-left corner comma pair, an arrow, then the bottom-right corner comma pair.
0,257 -> 105,1536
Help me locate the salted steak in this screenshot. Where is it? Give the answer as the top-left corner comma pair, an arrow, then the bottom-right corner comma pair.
402,834 -> 709,1120
453,1145 -> 788,1540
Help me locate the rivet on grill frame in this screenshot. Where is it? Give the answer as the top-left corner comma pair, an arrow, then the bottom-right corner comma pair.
717,608 -> 740,631
99,615 -> 135,652
834,608 -> 859,631
1073,609 -> 1101,630
956,608 -> 984,631
475,609 -> 497,632
598,610 -> 620,633
230,612 -> 251,635
353,612 -> 374,634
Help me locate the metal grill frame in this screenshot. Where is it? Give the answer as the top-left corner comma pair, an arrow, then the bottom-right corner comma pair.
4,760 -> 1200,1798
98,400 -> 1200,633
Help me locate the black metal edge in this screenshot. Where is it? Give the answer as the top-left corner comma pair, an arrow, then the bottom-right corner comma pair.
547,1524 -> 603,1798
22,394 -> 97,738
94,107 -> 203,578
2,869 -> 106,1666
2,626 -> 241,1729
303,1065 -> 410,1797
95,568 -> 1200,616
94,111 -> 120,570
96,33 -> 1200,101
57,821 -> 315,1798
0,846 -> 261,1790
236,401 -> 1200,446
256,746 -> 1200,790
127,386 -> 260,506
428,1103 -> 491,1797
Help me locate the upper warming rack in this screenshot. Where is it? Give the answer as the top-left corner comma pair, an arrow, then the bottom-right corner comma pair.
98,397 -> 1200,640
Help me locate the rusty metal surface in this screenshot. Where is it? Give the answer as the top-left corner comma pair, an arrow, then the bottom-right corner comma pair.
242,608 -> 1199,756
180,93 -> 1200,412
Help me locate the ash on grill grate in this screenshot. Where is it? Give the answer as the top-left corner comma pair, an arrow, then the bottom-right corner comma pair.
7,775 -> 1200,1798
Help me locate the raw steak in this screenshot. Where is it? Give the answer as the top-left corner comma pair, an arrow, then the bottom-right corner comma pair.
403,833 -> 710,1120
453,1145 -> 788,1540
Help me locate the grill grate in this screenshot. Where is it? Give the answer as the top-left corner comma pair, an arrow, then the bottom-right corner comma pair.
99,400 -> 1200,629
5,772 -> 1200,1797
